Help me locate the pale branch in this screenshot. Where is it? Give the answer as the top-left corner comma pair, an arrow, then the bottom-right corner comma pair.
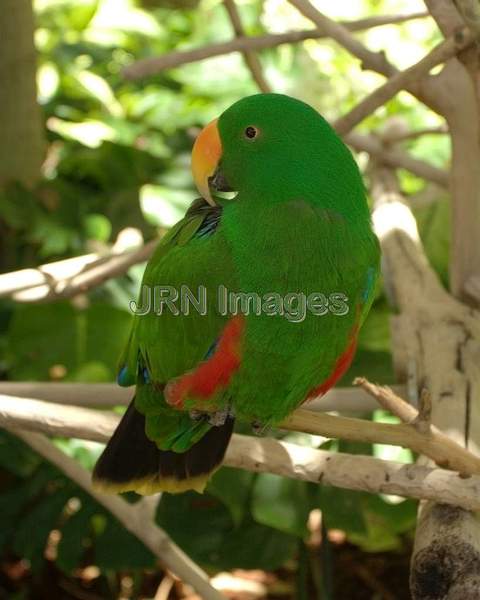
370,158 -> 480,600
3,389 -> 480,479
4,239 -> 158,303
0,252 -> 104,299
334,26 -> 474,136
354,378 -> 429,425
122,13 -> 426,80
227,435 -> 480,512
5,390 -> 480,475
287,0 -> 397,77
345,132 -> 449,187
3,395 -> 480,511
284,405 -> 480,476
8,428 -> 226,600
223,0 -> 271,93
6,393 -> 468,469
0,382 -> 406,413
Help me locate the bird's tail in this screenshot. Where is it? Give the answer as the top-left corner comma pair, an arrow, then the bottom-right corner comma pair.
92,400 -> 234,494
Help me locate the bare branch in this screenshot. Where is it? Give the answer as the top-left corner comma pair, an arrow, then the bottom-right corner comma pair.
4,394 -> 480,511
334,27 -> 474,135
0,381 -> 406,413
7,393 -> 472,471
122,13 -> 427,80
2,239 -> 158,303
287,0 -> 397,77
8,429 -> 225,600
369,157 -> 480,599
223,0 -> 271,93
345,132 -> 449,187
286,403 -> 480,476
4,390 -> 480,480
0,253 -> 104,299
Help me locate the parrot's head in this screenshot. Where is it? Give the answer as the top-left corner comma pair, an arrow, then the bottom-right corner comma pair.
191,93 -> 367,219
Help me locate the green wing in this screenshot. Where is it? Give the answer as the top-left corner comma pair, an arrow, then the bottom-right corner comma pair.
118,199 -> 237,452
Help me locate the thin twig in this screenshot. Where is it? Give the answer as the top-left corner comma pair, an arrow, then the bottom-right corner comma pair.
334,27 -> 474,136
123,13 -> 426,80
9,429 -> 225,600
223,0 -> 271,92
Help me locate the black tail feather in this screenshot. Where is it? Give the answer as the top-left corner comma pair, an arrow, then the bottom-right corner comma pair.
93,400 -> 234,494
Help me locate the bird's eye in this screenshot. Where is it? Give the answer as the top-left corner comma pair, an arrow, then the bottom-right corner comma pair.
244,126 -> 258,140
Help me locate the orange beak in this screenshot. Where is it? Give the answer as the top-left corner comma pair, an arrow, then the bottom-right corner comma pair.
191,118 -> 222,207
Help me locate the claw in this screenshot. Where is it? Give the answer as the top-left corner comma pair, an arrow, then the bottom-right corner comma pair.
251,420 -> 266,435
208,407 -> 230,426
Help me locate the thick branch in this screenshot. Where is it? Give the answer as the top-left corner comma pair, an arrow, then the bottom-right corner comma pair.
8,429 -> 225,600
3,396 -> 480,511
334,27 -> 474,136
123,13 -> 426,79
370,157 -> 480,600
223,0 -> 271,92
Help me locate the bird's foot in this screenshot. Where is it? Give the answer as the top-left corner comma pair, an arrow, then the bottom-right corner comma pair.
251,420 -> 268,435
189,405 -> 235,427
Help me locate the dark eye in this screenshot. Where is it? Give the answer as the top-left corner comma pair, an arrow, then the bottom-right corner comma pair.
244,126 -> 258,140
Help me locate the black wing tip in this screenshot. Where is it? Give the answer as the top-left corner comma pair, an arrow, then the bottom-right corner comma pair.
93,401 -> 234,495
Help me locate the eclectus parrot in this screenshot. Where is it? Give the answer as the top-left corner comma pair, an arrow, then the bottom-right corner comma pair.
93,93 -> 380,494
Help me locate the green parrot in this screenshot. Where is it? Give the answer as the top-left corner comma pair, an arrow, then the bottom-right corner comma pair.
93,93 -> 380,494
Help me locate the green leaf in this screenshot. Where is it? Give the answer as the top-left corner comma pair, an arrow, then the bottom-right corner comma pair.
94,517 -> 155,570
218,517 -> 298,570
56,502 -> 96,573
13,485 -> 71,571
252,474 -> 310,537
7,302 -> 131,381
207,467 -> 253,526
156,491 -> 234,567
317,487 -> 367,535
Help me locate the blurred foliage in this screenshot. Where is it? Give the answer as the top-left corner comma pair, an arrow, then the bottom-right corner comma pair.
0,0 -> 450,596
